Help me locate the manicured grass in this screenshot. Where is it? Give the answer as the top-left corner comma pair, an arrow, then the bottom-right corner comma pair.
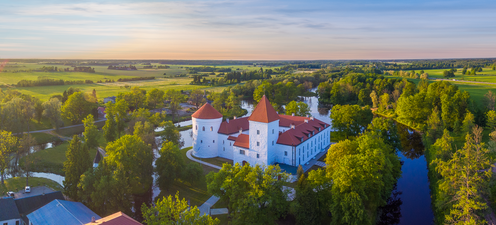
191,155 -> 233,168
31,132 -> 60,144
155,147 -> 217,207
212,214 -> 230,225
0,177 -> 63,195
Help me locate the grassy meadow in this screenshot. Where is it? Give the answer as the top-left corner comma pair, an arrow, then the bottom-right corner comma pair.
0,63 -> 259,101
406,67 -> 496,83
0,177 -> 63,195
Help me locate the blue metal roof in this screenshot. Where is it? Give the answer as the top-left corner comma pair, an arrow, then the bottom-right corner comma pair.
26,199 -> 101,225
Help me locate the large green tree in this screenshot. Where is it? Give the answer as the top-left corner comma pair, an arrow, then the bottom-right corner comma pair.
42,98 -> 62,131
146,88 -> 165,109
155,141 -> 184,191
293,165 -> 320,224
63,135 -> 91,201
285,101 -> 310,117
61,92 -> 96,125
0,131 -> 17,184
160,121 -> 183,148
206,163 -> 290,224
330,104 -> 373,138
142,192 -> 219,225
82,114 -> 99,150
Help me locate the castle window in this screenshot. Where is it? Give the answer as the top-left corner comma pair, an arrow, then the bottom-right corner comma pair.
210,126 -> 213,131
223,147 -> 225,151
201,140 -> 203,143
272,141 -> 274,146
240,150 -> 245,155
257,130 -> 260,135
307,152 -> 309,157
202,126 -> 205,131
223,140 -> 225,144
195,125 -> 197,130
272,129 -> 274,134
230,143 -> 232,146
257,142 -> 260,146
257,154 -> 260,158
213,140 -> 215,143
284,151 -> 288,156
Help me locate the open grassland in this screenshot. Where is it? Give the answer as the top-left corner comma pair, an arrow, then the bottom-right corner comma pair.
389,76 -> 496,103
1,63 -> 247,101
0,177 -> 63,195
406,68 -> 496,83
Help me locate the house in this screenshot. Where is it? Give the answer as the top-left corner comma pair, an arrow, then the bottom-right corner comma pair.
27,199 -> 101,225
85,212 -> 141,225
103,96 -> 116,104
191,95 -> 331,167
14,191 -> 65,225
0,198 -> 22,225
97,107 -> 106,116
93,151 -> 102,168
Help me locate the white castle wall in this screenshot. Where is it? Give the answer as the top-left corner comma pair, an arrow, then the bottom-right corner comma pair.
192,117 -> 222,158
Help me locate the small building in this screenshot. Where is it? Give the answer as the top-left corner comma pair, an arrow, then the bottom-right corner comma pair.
103,96 -> 116,104
97,107 -> 106,116
85,212 -> 141,225
93,151 -> 102,168
0,198 -> 22,225
27,199 -> 101,225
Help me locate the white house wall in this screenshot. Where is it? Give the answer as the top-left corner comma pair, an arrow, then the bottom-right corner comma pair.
218,134 -> 233,160
192,117 -> 222,158
0,219 -> 21,225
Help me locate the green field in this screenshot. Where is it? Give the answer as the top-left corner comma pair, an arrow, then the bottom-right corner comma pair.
405,68 -> 496,83
0,177 -> 63,195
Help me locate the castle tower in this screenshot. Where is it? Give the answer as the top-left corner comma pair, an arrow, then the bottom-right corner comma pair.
192,103 -> 223,158
247,95 -> 280,165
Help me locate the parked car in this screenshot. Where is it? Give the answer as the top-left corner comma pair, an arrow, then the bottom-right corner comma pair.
25,186 -> 31,193
7,191 -> 15,197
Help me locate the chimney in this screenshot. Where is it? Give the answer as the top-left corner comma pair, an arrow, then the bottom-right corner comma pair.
310,116 -> 314,120
292,113 -> 295,116
233,116 -> 237,119
304,119 -> 308,123
306,115 -> 309,118
91,216 -> 96,223
227,118 -> 229,123
239,128 -> 243,134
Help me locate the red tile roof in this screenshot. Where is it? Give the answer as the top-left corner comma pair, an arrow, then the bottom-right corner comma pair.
218,117 -> 249,135
192,103 -> 223,119
279,114 -> 308,127
248,95 -> 280,123
85,212 -> 141,225
233,134 -> 250,149
228,136 -> 238,141
277,117 -> 329,146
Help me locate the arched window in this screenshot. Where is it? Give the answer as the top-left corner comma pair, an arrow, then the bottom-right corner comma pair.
202,126 -> 205,131
213,140 -> 215,143
210,126 -> 213,131
201,140 -> 203,143
272,129 -> 274,134
195,125 -> 197,130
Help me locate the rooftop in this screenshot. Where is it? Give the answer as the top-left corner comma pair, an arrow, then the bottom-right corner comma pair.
233,134 -> 250,149
27,199 -> 101,225
248,95 -> 280,123
218,117 -> 249,135
191,103 -> 223,119
277,116 -> 329,146
0,198 -> 21,221
15,190 -> 65,224
85,211 -> 141,225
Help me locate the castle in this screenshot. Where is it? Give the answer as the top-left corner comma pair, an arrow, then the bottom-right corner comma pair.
191,96 -> 331,167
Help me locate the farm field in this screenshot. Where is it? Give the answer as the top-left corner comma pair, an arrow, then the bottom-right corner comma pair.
388,75 -> 496,103
405,68 -> 496,83
1,63 -> 252,100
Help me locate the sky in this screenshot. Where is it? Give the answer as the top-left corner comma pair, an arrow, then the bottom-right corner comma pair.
1,0 -> 496,60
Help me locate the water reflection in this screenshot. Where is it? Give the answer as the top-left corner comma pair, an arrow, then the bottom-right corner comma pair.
396,124 -> 425,160
378,185 -> 403,225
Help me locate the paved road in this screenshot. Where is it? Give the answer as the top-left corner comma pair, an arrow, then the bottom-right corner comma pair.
186,149 -> 221,170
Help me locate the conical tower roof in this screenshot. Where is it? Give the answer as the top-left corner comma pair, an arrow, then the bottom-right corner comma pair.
249,95 -> 280,123
192,103 -> 223,119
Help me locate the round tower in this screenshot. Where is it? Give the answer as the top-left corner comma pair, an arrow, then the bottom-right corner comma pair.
192,103 -> 223,158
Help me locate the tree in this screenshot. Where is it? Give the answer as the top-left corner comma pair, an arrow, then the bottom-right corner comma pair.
0,131 -> 17,184
117,86 -> 146,111
484,91 -> 496,111
462,111 -> 475,135
114,99 -> 129,138
133,121 -> 157,148
330,105 -> 373,138
293,165 -> 320,225
206,163 -> 290,224
370,90 -> 379,108
42,98 -> 63,131
156,141 -> 185,191
34,99 -> 44,123
189,89 -> 206,109
105,135 -> 154,218
20,134 -> 36,186
61,92 -> 96,125
142,192 -> 219,225
435,126 -> 492,224
285,101 -> 310,117
160,121 -> 183,148
325,133 -> 401,225
492,64 -> 495,70
103,102 -> 117,143
146,88 -> 165,109
82,114 -> 99,150
379,93 -> 390,112
63,135 -> 91,201
183,163 -> 203,185
165,90 -> 184,122
486,110 -> 496,130
426,107 -> 443,142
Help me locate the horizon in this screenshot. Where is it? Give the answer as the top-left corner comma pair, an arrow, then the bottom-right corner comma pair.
2,0 -> 496,59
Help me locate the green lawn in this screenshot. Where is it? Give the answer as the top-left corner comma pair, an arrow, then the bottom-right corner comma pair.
154,147 -> 218,207
0,177 -> 63,195
407,68 -> 496,83
31,132 -> 60,144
